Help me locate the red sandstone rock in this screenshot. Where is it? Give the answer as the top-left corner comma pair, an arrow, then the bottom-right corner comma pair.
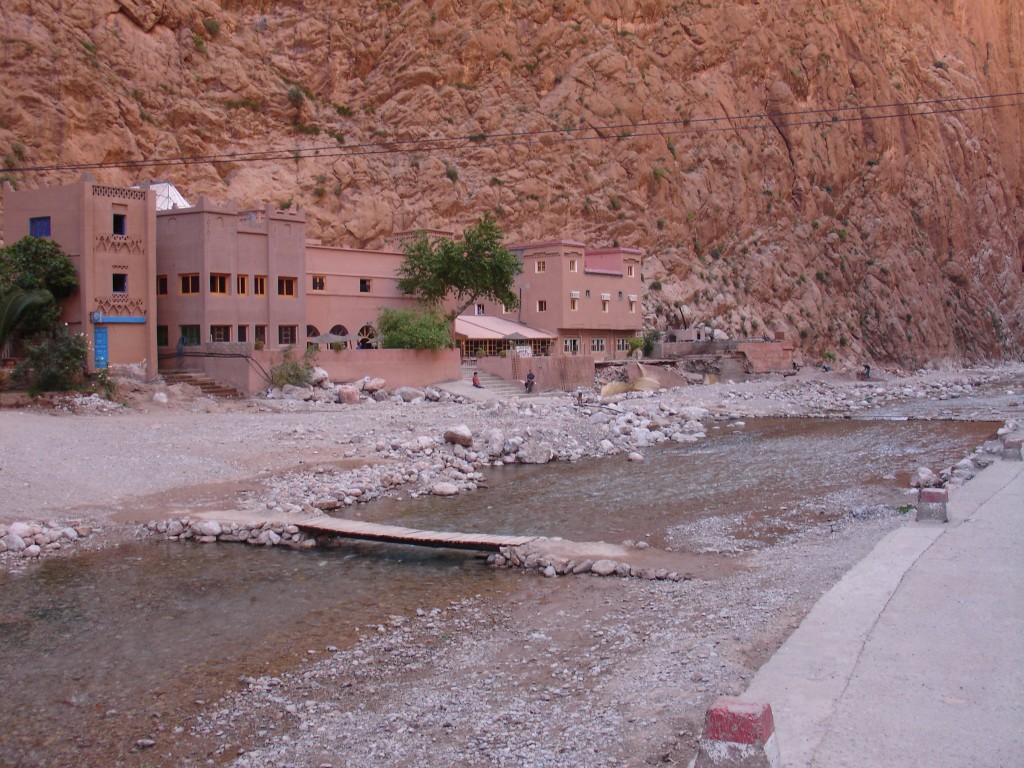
0,0 -> 1020,365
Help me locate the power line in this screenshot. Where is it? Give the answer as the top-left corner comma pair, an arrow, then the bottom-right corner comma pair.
5,91 -> 1021,175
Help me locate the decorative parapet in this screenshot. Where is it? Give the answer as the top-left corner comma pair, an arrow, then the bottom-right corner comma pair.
95,295 -> 145,316
95,234 -> 145,254
93,186 -> 147,201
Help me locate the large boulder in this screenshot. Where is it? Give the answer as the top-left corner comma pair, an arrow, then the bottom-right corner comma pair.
310,366 -> 330,386
336,385 -> 361,404
395,387 -> 424,402
9,522 -> 34,538
309,388 -> 337,403
193,520 -> 223,537
362,377 -> 387,393
517,442 -> 554,464
443,424 -> 474,447
911,466 -> 940,488
282,384 -> 313,401
2,533 -> 26,552
431,482 -> 460,496
484,428 -> 506,457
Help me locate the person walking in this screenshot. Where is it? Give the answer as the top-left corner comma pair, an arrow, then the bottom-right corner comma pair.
525,370 -> 536,393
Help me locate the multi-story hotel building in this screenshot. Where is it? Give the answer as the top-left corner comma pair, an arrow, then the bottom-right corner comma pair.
2,176 -> 158,377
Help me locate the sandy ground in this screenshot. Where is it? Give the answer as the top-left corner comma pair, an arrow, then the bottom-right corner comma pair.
0,364 -> 1022,767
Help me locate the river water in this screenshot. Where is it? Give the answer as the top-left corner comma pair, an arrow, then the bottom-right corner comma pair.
0,417 -> 998,767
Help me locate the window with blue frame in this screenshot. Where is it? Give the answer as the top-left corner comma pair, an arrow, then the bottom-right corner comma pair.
29,217 -> 51,237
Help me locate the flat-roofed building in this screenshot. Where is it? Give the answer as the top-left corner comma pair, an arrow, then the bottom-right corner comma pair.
155,197 -> 306,356
468,240 -> 643,359
304,242 -> 417,347
2,175 -> 158,377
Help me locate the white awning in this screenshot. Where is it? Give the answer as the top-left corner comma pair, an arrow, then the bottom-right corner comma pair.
454,315 -> 555,341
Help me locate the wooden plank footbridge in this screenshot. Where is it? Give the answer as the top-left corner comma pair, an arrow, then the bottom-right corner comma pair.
293,516 -> 539,552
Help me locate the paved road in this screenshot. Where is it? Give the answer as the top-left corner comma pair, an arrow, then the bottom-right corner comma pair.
745,454 -> 1024,767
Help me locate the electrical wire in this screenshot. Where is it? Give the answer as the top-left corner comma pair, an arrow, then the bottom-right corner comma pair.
4,91 -> 1020,175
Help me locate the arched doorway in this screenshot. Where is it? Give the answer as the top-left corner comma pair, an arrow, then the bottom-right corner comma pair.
357,324 -> 377,349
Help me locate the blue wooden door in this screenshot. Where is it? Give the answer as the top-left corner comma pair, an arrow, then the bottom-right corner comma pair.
94,327 -> 108,369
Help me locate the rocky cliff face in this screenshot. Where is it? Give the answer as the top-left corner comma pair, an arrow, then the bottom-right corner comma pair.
1,0 -> 1021,366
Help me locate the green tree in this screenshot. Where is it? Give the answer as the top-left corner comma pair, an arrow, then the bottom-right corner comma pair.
396,215 -> 521,322
377,307 -> 451,350
0,237 -> 78,334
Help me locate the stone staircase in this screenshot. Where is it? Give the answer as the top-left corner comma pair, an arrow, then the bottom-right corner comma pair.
459,362 -> 541,398
160,369 -> 242,398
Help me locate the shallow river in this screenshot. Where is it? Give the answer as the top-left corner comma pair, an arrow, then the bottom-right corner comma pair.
0,417 -> 997,767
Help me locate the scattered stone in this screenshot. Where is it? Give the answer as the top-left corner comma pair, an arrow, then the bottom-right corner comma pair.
443,425 -> 474,447
431,482 -> 460,497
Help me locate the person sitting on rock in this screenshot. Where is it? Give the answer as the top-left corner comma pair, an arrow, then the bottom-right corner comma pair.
472,371 -> 484,389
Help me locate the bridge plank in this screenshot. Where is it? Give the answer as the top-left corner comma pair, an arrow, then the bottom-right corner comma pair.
292,516 -> 537,552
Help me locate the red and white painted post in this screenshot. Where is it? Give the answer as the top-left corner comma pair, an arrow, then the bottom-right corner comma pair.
691,697 -> 781,768
916,487 -> 949,523
1002,438 -> 1023,461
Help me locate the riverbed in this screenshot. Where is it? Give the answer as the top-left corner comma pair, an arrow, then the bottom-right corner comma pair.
0,416 -> 998,768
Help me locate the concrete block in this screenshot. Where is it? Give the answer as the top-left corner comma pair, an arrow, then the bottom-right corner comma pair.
916,487 -> 949,523
1001,438 -> 1022,461
691,697 -> 781,768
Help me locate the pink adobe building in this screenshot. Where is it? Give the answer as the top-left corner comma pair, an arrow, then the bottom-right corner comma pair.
304,241 -> 415,347
2,176 -> 158,377
155,197 -> 306,355
471,240 -> 643,360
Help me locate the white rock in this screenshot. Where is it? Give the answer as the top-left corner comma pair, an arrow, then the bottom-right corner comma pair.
193,520 -> 223,537
153,392 -> 169,404
22,544 -> 41,558
1,534 -> 26,552
517,443 -> 554,464
591,559 -> 618,576
627,452 -> 644,462
431,482 -> 460,497
911,466 -> 940,488
396,387 -> 424,402
9,522 -> 33,538
443,425 -> 474,447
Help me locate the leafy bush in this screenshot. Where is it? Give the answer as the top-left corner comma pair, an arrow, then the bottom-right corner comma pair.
378,307 -> 451,350
0,237 -> 78,335
269,346 -> 317,388
202,18 -> 221,37
641,329 -> 661,357
12,326 -> 88,393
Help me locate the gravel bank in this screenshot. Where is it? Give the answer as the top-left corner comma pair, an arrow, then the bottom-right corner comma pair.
1,364 -> 1022,767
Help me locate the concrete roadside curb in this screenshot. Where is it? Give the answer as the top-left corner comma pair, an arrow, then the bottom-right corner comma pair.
743,458 -> 1024,767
